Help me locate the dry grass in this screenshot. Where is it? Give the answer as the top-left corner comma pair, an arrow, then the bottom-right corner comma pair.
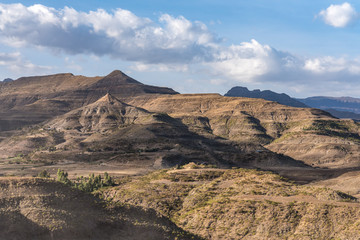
101,165 -> 360,240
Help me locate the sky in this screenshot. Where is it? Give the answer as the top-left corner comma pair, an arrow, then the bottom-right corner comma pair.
0,1 -> 360,97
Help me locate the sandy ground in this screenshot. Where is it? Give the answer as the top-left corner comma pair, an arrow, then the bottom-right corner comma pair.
0,159 -> 151,179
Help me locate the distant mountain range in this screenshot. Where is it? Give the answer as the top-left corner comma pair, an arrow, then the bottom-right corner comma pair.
225,87 -> 308,108
2,78 -> 13,83
225,86 -> 360,120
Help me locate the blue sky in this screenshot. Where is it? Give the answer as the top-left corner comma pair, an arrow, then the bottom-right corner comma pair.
0,1 -> 360,97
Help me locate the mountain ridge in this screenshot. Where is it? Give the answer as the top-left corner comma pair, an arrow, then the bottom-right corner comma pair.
0,70 -> 178,131
225,86 -> 308,108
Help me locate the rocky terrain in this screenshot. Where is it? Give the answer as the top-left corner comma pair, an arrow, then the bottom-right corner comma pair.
101,164 -> 360,240
1,71 -> 360,238
0,177 -> 198,240
0,70 -> 176,131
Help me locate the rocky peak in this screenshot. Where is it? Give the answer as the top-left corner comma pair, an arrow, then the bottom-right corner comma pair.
96,93 -> 120,104
100,70 -> 142,85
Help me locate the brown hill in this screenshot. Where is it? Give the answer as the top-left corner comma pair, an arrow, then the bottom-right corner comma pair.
0,93 -> 306,174
0,177 -> 198,240
49,93 -> 156,132
101,165 -> 360,240
124,94 -> 360,168
2,71 -> 360,171
0,70 -> 177,131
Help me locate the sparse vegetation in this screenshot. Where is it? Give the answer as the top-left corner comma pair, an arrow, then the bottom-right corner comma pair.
56,169 -> 115,192
101,167 -> 360,240
37,169 -> 51,178
56,169 -> 71,185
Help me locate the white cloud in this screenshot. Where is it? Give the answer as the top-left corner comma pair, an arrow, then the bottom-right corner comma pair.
304,56 -> 360,74
1,3 -> 360,96
130,62 -> 189,72
0,3 -> 217,63
318,2 -> 357,28
206,40 -> 279,82
0,51 -> 52,75
0,52 -> 20,65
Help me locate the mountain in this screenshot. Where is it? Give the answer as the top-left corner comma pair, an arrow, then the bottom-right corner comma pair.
2,71 -> 360,239
49,93 -> 156,132
298,96 -> 360,120
324,108 -> 360,120
0,70 -> 178,131
2,78 -> 13,82
124,93 -> 360,169
3,77 -> 360,171
0,92 -> 307,172
225,86 -> 360,121
225,86 -> 308,108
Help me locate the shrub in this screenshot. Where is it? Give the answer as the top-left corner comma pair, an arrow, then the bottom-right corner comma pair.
56,169 -> 71,185
55,169 -> 116,192
37,170 -> 51,178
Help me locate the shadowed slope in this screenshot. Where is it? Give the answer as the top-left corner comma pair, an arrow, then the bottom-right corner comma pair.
0,177 -> 199,240
125,94 -> 360,168
0,93 -> 307,172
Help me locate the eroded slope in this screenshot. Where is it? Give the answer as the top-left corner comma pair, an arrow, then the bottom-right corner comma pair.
101,165 -> 360,240
125,94 -> 360,168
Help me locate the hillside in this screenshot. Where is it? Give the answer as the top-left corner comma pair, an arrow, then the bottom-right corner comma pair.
0,70 -> 177,131
0,72 -> 360,173
125,93 -> 360,168
2,84 -> 360,172
0,177 -> 198,240
1,71 -> 360,239
101,165 -> 360,240
0,93 -> 307,176
225,86 -> 360,120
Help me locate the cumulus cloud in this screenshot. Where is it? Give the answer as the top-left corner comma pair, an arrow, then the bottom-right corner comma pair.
303,56 -> 360,74
0,3 -> 217,63
1,3 -> 360,96
318,2 -> 357,27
